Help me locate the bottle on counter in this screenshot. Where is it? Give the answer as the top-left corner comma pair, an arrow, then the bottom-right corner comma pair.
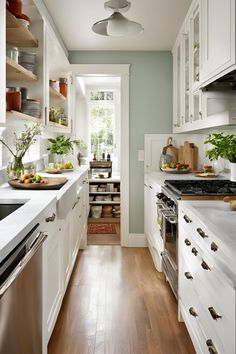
107,153 -> 111,161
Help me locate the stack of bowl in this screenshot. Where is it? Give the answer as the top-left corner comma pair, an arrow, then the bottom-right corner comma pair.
19,51 -> 36,73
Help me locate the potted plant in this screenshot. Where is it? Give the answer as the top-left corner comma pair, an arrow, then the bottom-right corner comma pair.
47,135 -> 85,167
204,133 -> 236,181
0,124 -> 42,179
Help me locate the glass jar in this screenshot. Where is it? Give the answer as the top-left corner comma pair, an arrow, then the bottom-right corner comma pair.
59,78 -> 67,98
7,157 -> 24,179
6,87 -> 21,111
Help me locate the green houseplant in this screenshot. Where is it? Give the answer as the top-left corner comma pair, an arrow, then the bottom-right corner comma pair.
204,133 -> 236,181
0,124 -> 42,178
48,135 -> 86,166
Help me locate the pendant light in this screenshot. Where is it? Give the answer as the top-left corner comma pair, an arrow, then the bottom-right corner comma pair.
92,0 -> 144,37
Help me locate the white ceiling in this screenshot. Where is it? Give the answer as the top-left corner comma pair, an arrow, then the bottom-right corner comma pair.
44,0 -> 192,51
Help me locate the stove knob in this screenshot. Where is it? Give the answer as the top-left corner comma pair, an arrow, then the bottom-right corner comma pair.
157,193 -> 164,199
167,200 -> 175,208
162,196 -> 169,203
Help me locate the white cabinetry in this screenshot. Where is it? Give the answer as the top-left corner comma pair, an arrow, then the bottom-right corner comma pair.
200,0 -> 235,86
144,175 -> 163,271
42,203 -> 62,350
178,204 -> 236,354
0,3 -> 5,123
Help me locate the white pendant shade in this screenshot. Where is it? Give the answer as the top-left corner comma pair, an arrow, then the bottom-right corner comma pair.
92,11 -> 143,37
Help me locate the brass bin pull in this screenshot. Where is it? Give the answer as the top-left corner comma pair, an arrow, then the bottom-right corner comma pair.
184,214 -> 192,223
208,307 -> 222,321
197,227 -> 208,239
184,272 -> 193,280
189,307 -> 198,317
211,242 -> 218,252
201,260 -> 211,271
45,212 -> 56,222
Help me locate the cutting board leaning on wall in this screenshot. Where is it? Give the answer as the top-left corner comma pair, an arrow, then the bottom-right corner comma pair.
178,141 -> 199,171
162,137 -> 179,163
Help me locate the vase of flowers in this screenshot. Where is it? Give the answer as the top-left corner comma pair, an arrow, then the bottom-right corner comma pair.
0,124 -> 42,179
205,133 -> 236,181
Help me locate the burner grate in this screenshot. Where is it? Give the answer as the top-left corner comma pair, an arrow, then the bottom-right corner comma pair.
164,180 -> 236,196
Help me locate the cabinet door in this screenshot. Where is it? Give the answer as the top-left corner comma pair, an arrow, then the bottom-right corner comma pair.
0,5 -> 5,123
61,213 -> 72,289
173,39 -> 182,131
71,194 -> 83,262
43,228 -> 62,342
183,26 -> 191,126
201,0 -> 235,85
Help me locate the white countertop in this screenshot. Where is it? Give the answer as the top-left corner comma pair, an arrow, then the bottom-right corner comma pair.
0,166 -> 88,262
179,200 -> 236,286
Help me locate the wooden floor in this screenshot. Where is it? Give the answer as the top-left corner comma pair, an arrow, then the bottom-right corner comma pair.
48,246 -> 195,354
87,224 -> 120,245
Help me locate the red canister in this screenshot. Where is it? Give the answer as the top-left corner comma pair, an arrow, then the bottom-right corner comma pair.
6,87 -> 21,112
8,0 -> 23,16
59,78 -> 67,98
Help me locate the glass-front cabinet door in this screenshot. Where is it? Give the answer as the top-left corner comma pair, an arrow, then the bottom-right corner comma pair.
183,25 -> 191,125
173,39 -> 182,131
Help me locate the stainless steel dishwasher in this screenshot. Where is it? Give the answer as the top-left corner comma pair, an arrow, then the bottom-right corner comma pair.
0,224 -> 47,354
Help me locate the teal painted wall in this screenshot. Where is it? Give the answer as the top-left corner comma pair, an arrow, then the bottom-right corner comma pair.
69,51 -> 173,234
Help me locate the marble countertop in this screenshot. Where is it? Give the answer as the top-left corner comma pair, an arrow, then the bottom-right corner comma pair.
0,166 -> 88,262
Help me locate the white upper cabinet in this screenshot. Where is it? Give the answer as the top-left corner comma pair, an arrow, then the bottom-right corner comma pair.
200,0 -> 235,86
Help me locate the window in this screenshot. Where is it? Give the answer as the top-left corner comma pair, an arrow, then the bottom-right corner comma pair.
88,89 -> 120,171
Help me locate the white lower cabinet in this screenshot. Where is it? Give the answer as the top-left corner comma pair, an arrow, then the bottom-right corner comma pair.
42,173 -> 89,352
144,175 -> 163,271
178,205 -> 236,354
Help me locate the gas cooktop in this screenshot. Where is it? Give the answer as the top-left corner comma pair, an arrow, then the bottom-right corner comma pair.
164,180 -> 236,196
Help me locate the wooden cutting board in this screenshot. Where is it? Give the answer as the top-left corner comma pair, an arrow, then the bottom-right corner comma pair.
163,137 -> 179,163
183,141 -> 199,171
178,145 -> 184,164
8,177 -> 68,190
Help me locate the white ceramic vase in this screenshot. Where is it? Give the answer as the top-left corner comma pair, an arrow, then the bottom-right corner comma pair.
230,162 -> 236,182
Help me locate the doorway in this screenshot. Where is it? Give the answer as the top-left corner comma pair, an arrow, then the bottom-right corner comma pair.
76,76 -> 121,245
71,64 -> 129,246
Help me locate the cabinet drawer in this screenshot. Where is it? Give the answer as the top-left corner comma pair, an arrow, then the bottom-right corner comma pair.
41,204 -> 57,235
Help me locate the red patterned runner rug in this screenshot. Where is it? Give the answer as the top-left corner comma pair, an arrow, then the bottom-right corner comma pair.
88,223 -> 116,234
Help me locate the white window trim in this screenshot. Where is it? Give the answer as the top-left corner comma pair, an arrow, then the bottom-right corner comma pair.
71,64 -> 130,246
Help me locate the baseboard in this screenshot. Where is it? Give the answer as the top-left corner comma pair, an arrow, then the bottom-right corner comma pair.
128,233 -> 147,247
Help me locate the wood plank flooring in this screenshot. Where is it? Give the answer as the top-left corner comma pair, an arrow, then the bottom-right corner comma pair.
48,246 -> 195,354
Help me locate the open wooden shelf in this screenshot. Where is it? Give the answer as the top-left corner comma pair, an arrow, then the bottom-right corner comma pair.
89,192 -> 120,195
6,10 -> 38,48
90,201 -> 120,205
6,110 -> 42,123
6,56 -> 37,81
49,121 -> 68,129
49,87 -> 67,101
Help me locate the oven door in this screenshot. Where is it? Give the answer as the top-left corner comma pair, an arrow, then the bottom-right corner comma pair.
162,210 -> 178,268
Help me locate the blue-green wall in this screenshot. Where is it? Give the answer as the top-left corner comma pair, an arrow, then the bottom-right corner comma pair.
69,51 -> 173,234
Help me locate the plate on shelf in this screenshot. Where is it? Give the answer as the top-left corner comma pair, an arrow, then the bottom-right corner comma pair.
161,168 -> 191,174
45,169 -> 62,174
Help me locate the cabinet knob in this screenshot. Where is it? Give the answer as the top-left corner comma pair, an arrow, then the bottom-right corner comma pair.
184,238 -> 191,246
199,112 -> 203,120
189,307 -> 198,317
183,214 -> 192,223
210,242 -> 218,252
197,227 -> 208,239
191,247 -> 198,256
201,260 -> 211,271
45,212 -> 56,222
149,185 -> 153,189
208,307 -> 222,321
174,123 -> 180,128
206,340 -> 218,354
184,272 -> 193,280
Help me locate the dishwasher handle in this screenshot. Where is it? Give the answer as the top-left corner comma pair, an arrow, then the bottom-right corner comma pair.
0,232 -> 47,298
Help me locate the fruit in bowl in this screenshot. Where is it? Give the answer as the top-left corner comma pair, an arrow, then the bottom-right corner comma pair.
63,162 -> 73,170
161,162 -> 190,171
19,174 -> 45,184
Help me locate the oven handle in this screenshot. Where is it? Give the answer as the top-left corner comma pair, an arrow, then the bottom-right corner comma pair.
161,212 -> 178,224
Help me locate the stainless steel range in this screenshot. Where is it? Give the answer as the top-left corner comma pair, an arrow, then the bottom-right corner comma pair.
157,179 -> 236,299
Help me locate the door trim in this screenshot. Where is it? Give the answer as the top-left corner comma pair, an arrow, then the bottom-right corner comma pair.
70,64 -> 130,246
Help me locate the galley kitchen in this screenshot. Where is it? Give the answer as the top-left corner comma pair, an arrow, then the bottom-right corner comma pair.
1,0 -> 236,353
